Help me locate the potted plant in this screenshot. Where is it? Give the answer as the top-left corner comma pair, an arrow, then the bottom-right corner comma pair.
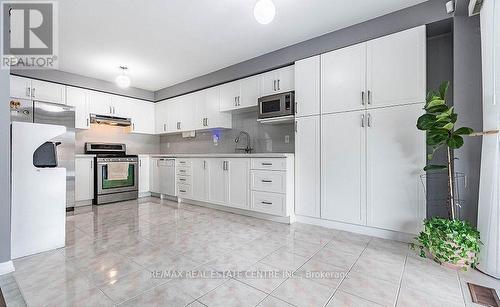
414,81 -> 482,270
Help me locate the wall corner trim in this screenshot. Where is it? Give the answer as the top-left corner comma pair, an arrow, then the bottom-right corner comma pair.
0,261 -> 15,276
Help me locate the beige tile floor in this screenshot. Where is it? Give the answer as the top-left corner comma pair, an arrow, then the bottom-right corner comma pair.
7,197 -> 500,307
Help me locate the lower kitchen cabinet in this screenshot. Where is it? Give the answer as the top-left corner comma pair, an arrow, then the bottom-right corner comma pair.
227,158 -> 250,209
150,158 -> 160,194
75,156 -> 94,205
208,158 -> 229,205
138,155 -> 150,195
191,158 -> 209,201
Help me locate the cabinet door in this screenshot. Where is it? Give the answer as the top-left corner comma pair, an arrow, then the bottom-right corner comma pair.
321,43 -> 366,114
260,70 -> 278,97
192,158 -> 208,201
295,116 -> 320,218
155,101 -> 168,134
10,75 -> 31,99
295,56 -> 320,117
130,100 -> 155,134
31,79 -> 66,104
111,95 -> 135,118
66,87 -> 90,129
208,159 -> 229,205
227,158 -> 250,209
75,158 -> 94,202
139,156 -> 150,194
89,91 -> 113,115
276,66 -> 294,93
204,87 -> 232,129
321,110 -> 366,225
239,75 -> 260,108
366,104 -> 425,234
366,26 -> 426,108
150,158 -> 160,194
219,81 -> 240,112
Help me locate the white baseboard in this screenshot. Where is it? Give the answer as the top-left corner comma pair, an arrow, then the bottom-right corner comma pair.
0,261 -> 15,275
179,198 -> 293,224
295,215 -> 416,243
74,199 -> 92,207
139,192 -> 152,198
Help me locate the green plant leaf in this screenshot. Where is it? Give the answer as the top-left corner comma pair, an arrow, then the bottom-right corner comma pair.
427,129 -> 449,146
424,164 -> 448,171
426,104 -> 449,114
441,122 -> 454,130
447,134 -> 464,149
455,127 -> 474,135
427,99 -> 446,109
439,81 -> 450,99
417,114 -> 437,130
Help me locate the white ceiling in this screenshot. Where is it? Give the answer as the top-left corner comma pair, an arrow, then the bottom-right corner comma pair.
58,0 -> 427,91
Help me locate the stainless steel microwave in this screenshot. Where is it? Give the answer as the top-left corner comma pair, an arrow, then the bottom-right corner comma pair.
258,91 -> 295,119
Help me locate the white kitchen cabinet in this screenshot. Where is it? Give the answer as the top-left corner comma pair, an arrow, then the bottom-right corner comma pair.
10,75 -> 32,99
150,158 -> 160,194
219,75 -> 260,112
366,104 -> 425,234
366,26 -> 426,108
155,100 -> 169,134
31,79 -> 66,104
10,76 -> 66,104
227,158 -> 250,209
89,91 -> 113,116
110,95 -> 135,118
119,98 -> 155,134
208,159 -> 229,205
295,56 -> 320,117
220,80 -> 241,112
321,43 -> 367,114
321,110 -> 366,225
75,157 -> 94,205
191,158 -> 209,201
66,87 -> 91,129
260,66 -> 295,96
295,116 -> 320,218
138,155 -> 150,195
196,87 -> 232,130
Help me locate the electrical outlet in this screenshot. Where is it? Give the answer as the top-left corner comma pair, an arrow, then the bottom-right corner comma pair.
167,142 -> 170,148
284,135 -> 290,144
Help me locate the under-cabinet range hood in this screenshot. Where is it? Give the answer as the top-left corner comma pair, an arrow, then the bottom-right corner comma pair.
90,114 -> 132,127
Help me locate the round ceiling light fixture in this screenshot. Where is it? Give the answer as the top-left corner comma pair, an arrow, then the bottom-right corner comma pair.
254,0 -> 276,25
115,66 -> 131,88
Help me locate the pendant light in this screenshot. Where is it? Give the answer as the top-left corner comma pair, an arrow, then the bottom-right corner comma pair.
254,0 -> 276,25
115,66 -> 131,88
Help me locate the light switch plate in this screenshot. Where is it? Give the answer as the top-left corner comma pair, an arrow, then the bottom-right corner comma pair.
284,135 -> 290,144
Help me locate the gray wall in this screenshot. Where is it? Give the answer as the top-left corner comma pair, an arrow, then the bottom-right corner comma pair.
453,2 -> 483,225
12,69 -> 155,101
76,126 -> 160,155
160,111 -> 294,154
155,0 -> 451,100
1,68 -> 11,264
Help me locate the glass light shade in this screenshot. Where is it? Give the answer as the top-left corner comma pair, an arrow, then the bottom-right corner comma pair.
254,0 -> 276,25
115,74 -> 131,88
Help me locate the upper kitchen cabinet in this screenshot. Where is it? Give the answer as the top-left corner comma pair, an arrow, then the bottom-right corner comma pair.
66,86 -> 90,129
10,75 -> 32,99
195,87 -> 231,130
10,75 -> 66,104
111,95 -> 155,134
89,91 -> 113,116
260,65 -> 295,97
219,75 -> 260,112
321,43 -> 367,114
295,56 -> 320,117
155,100 -> 169,134
366,26 -> 426,108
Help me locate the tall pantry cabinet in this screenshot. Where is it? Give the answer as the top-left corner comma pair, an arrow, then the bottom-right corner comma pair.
294,25 -> 426,235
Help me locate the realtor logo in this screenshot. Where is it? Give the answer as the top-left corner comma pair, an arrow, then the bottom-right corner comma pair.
1,1 -> 58,69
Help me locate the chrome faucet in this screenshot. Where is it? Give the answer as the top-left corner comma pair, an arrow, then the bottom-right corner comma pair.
235,131 -> 253,154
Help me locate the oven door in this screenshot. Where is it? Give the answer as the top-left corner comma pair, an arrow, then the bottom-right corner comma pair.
97,161 -> 138,195
258,92 -> 294,119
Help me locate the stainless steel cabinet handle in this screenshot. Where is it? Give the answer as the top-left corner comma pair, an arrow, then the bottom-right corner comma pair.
179,178 -> 186,181
109,106 -> 112,114
177,122 -> 181,130
261,201 -> 273,205
367,113 -> 372,127
139,160 -> 142,167
238,96 -> 240,106
163,123 -> 166,131
261,163 -> 272,166
361,91 -> 365,105
261,180 -> 273,183
277,79 -> 280,91
273,80 -> 276,91
295,120 -> 298,132
234,97 -> 237,106
367,90 -> 371,105
26,87 -> 30,98
361,114 -> 365,127
203,160 -> 206,169
90,160 -> 93,169
295,102 -> 298,114
132,123 -> 135,130
86,118 -> 89,127
179,189 -> 186,193
31,88 -> 35,98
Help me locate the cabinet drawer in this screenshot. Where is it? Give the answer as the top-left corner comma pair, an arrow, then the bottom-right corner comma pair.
177,166 -> 192,176
251,158 -> 286,171
251,191 -> 285,216
251,170 -> 286,193
176,159 -> 192,168
177,174 -> 192,186
177,184 -> 192,198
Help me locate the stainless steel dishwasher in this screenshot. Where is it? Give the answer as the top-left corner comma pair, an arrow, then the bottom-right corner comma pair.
158,158 -> 176,196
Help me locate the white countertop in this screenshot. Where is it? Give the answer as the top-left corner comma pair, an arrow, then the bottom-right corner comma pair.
75,154 -> 95,158
142,153 -> 294,158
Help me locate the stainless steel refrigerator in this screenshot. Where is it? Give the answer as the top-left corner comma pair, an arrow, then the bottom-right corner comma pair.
10,98 -> 76,208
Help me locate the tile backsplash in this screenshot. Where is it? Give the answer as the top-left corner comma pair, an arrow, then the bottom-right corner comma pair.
160,111 -> 295,154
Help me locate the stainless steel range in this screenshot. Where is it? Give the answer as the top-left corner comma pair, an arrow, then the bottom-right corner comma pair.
85,143 -> 138,205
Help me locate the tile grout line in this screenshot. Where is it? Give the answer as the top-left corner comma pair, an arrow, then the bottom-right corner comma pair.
456,269 -> 468,307
393,253 -> 409,307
